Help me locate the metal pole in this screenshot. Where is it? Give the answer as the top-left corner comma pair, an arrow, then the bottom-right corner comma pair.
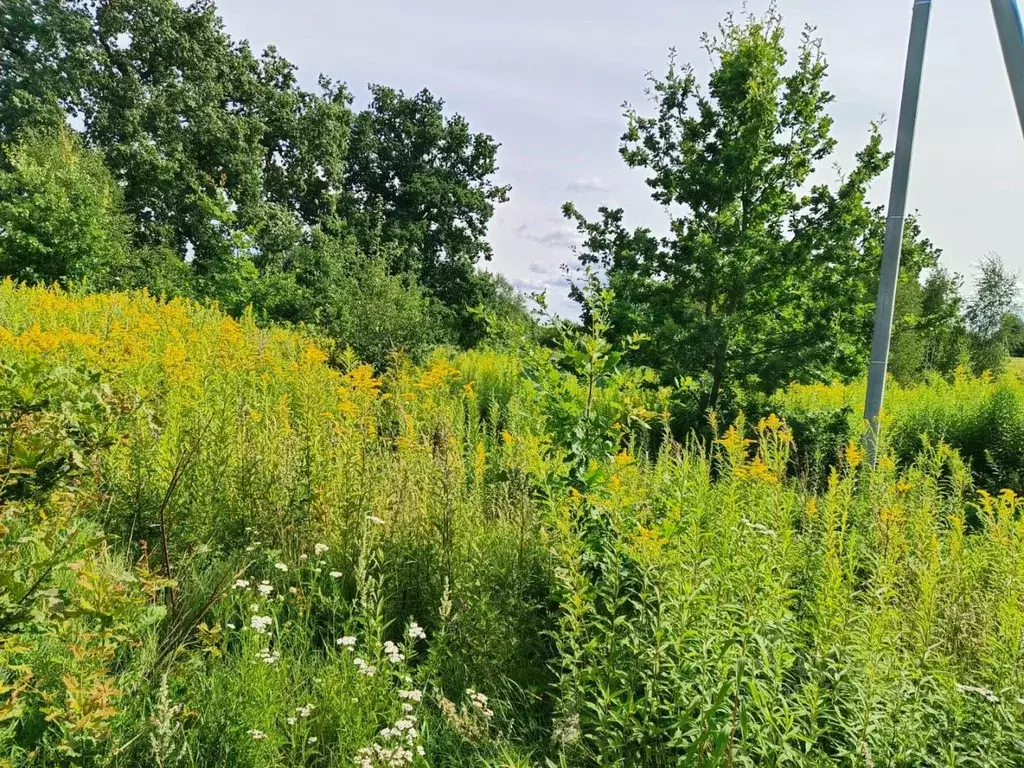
863,0 -> 932,461
991,0 -> 1024,138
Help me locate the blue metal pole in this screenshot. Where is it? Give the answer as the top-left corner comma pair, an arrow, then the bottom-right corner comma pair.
863,0 -> 932,462
991,0 -> 1024,138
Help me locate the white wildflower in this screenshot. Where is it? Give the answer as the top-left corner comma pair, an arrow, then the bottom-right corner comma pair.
314,543 -> 329,556
274,562 -> 288,572
249,615 -> 272,634
336,635 -> 357,650
407,621 -> 426,642
257,649 -> 280,665
257,581 -> 274,596
299,553 -> 308,561
329,570 -> 343,579
307,736 -> 317,745
247,729 -> 267,740
383,640 -> 404,664
286,716 -> 297,726
233,579 -> 251,589
296,704 -> 314,718
398,689 -> 422,702
226,623 -> 236,630
353,657 -> 376,677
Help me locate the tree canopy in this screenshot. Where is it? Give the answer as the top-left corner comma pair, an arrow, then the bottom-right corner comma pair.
563,8 -> 939,414
0,0 -> 513,346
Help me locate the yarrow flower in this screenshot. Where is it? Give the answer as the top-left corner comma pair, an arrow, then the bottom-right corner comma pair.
286,716 -> 297,726
307,736 -> 318,745
467,689 -> 494,718
398,689 -> 422,703
274,562 -> 288,572
250,615 -> 272,634
257,581 -> 274,596
407,621 -> 426,642
383,640 -> 404,664
314,543 -> 329,556
257,649 -> 281,665
233,579 -> 250,589
296,704 -> 314,718
353,657 -> 376,677
329,571 -> 343,579
247,729 -> 267,740
336,635 -> 357,650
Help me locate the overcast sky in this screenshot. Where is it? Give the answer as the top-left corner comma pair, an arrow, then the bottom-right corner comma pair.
214,0 -> 1024,313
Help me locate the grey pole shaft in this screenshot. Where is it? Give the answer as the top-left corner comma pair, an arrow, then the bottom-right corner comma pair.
863,0 -> 932,461
991,0 -> 1024,138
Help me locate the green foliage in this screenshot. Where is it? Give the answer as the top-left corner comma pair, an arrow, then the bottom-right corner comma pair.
0,128 -> 134,288
965,254 -> 1020,375
0,0 -> 515,348
775,370 -> 1024,494
564,6 -> 937,418
0,358 -> 164,761
4,284 -> 1024,765
343,85 -> 511,344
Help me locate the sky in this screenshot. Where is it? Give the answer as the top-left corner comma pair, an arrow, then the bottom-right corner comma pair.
213,0 -> 1024,314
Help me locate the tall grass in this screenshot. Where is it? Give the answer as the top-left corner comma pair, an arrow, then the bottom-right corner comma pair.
776,370 -> 1024,491
3,281 -> 1024,766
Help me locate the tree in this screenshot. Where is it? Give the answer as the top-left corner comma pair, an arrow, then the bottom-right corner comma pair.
342,85 -> 511,344
0,0 -> 512,347
1001,312 -> 1024,358
0,127 -> 133,287
966,253 -> 1019,374
563,7 -> 936,415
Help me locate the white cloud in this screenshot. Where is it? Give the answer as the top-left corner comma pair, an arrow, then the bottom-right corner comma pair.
567,176 -> 609,192
514,222 -> 582,249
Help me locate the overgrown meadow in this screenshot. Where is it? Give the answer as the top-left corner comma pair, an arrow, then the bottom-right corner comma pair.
4,281 -> 1024,767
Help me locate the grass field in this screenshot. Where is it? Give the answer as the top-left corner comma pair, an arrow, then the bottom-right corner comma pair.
4,282 -> 1024,766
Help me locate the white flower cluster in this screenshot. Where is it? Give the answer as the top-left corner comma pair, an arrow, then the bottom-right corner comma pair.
257,580 -> 274,596
257,648 -> 281,665
406,622 -> 426,642
353,657 -> 376,677
466,689 -> 493,719
274,562 -> 288,572
250,615 -> 273,634
354,703 -> 425,767
248,728 -> 268,740
286,703 -> 315,727
314,542 -> 329,556
355,743 -> 424,768
233,579 -> 250,589
329,571 -> 343,579
336,635 -> 357,650
383,641 -> 404,665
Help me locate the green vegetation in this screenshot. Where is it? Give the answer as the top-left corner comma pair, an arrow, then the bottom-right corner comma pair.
4,1 -> 1024,765
3,283 -> 1024,767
